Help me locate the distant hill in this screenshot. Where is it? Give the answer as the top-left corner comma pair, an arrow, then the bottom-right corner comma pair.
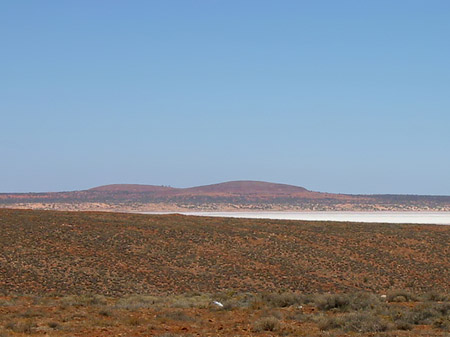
181,180 -> 309,195
88,180 -> 310,195
89,184 -> 175,193
0,180 -> 449,212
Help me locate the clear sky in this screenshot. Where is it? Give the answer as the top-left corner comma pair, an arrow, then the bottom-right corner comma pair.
1,1 -> 449,194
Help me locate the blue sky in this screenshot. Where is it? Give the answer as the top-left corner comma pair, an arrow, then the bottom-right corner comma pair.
1,1 -> 449,194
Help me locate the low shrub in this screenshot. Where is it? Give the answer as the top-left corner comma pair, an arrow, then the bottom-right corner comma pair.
347,292 -> 381,310
98,308 -> 113,317
61,294 -> 107,307
261,309 -> 283,319
252,316 -> 281,332
315,294 -> 350,311
260,292 -> 301,307
317,315 -> 341,330
406,303 -> 446,325
387,290 -> 417,302
126,316 -> 145,326
394,320 -> 413,330
287,311 -> 308,323
5,320 -> 36,333
432,301 -> 450,316
433,317 -> 450,330
47,321 -> 60,329
345,313 -> 391,332
171,294 -> 211,309
318,312 -> 391,332
19,308 -> 44,318
115,295 -> 161,310
388,301 -> 449,327
421,291 -> 449,302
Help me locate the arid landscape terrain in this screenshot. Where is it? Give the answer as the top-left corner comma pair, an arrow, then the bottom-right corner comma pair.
1,181 -> 449,212
4,0 -> 450,336
0,208 -> 448,336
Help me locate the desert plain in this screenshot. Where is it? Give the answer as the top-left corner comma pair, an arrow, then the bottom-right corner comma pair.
0,208 -> 448,336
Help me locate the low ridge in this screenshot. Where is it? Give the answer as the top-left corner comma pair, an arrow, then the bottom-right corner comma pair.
89,184 -> 176,193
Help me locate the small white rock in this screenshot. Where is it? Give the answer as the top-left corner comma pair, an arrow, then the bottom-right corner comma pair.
212,301 -> 224,308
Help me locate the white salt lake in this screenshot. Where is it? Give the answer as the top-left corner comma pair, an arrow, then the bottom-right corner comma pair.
141,211 -> 450,225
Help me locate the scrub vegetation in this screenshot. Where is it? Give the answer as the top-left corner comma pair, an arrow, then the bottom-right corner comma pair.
0,208 -> 448,336
0,291 -> 448,336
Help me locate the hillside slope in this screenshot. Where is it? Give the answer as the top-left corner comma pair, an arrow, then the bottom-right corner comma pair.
1,209 -> 448,295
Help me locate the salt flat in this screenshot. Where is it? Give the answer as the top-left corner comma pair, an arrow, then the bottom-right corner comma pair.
142,211 -> 450,225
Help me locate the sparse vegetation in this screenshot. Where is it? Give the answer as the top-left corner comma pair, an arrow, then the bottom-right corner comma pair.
0,208 -> 448,336
315,292 -> 382,311
0,291 -> 448,336
1,209 -> 448,296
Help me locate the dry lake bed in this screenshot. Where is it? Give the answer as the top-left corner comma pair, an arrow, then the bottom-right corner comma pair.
142,211 -> 450,225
